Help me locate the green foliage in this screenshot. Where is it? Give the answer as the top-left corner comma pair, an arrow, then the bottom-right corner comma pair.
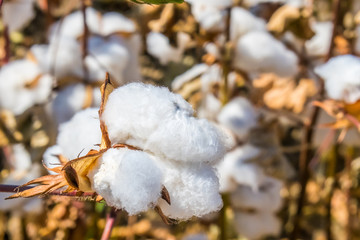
130,0 -> 183,4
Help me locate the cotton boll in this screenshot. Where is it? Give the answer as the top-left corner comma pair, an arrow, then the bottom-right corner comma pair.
234,210 -> 282,240
43,37 -> 83,79
197,93 -> 222,121
104,82 -> 193,148
104,83 -> 226,164
57,108 -> 101,160
43,145 -> 64,174
51,84 -> 101,125
157,160 -> 222,220
89,148 -> 163,215
314,55 -> 360,103
10,144 -> 32,171
146,32 -> 183,65
305,21 -> 333,57
200,64 -> 222,92
86,36 -> 129,84
172,64 -> 209,91
146,114 -> 227,164
186,0 -> 232,32
231,176 -> 283,212
217,97 -> 258,140
234,31 -> 299,77
0,60 -> 53,115
230,7 -> 266,41
101,12 -> 137,35
2,0 -> 35,32
49,8 -> 101,39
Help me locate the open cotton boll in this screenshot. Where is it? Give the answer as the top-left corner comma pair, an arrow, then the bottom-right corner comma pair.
234,210 -> 282,240
49,7 -> 100,39
101,12 -> 137,36
57,108 -> 101,160
43,145 -> 64,174
146,32 -> 183,65
146,114 -> 227,164
86,36 -> 129,84
197,94 -> 222,121
51,84 -> 101,125
2,0 -> 35,32
104,83 -> 227,163
230,7 -> 266,41
314,55 -> 360,103
231,176 -> 283,212
234,31 -> 299,77
217,97 -> 258,140
0,60 -> 53,115
186,0 -> 232,32
305,21 -> 333,57
88,148 -> 163,215
157,160 -> 222,220
10,144 -> 32,171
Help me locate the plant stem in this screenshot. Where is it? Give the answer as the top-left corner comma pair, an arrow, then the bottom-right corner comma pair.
81,0 -> 89,82
219,193 -> 230,240
0,184 -> 96,198
101,208 -> 118,240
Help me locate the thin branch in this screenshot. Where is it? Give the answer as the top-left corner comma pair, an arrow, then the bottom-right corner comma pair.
101,208 -> 118,240
81,0 -> 89,82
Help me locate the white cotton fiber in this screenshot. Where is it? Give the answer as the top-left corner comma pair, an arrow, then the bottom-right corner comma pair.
156,160 -> 222,220
146,32 -> 183,65
89,148 -> 163,215
10,144 -> 32,171
217,97 -> 258,140
234,210 -> 282,240
2,0 -> 35,32
305,21 -> 333,57
43,145 -> 64,174
101,12 -> 137,36
314,55 -> 360,103
234,31 -> 299,77
230,176 -> 283,212
186,0 -> 232,32
51,84 -> 101,125
43,36 -> 83,79
230,7 -> 266,41
57,108 -> 101,160
86,36 -> 129,84
103,83 -> 226,163
49,7 -> 101,39
0,60 -> 53,115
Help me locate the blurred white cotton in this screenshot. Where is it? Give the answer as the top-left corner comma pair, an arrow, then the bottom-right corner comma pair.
314,54 -> 360,103
234,31 -> 299,77
2,0 -> 36,32
305,21 -> 333,57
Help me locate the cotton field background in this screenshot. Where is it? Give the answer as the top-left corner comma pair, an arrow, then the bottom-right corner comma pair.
0,0 -> 359,239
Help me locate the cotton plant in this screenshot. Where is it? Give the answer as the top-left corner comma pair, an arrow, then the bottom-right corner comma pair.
0,59 -> 53,115
9,76 -> 228,222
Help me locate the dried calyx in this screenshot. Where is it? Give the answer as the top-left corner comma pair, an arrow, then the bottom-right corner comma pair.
7,73 -> 173,223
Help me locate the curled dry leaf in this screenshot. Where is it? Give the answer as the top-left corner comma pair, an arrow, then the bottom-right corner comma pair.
253,73 -> 317,113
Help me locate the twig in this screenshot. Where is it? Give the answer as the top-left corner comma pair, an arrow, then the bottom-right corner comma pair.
3,25 -> 10,64
0,184 -> 96,198
219,193 -> 230,240
81,0 -> 89,82
290,0 -> 341,238
101,208 -> 118,240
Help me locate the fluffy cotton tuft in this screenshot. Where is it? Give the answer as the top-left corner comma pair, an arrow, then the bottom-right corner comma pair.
230,7 -> 266,41
57,108 -> 102,160
89,148 -> 163,215
234,31 -> 299,77
305,21 -> 333,57
157,160 -> 223,220
314,55 -> 360,103
0,60 -> 53,115
2,0 -> 36,32
217,97 -> 258,140
43,145 -> 64,174
103,83 -> 227,164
